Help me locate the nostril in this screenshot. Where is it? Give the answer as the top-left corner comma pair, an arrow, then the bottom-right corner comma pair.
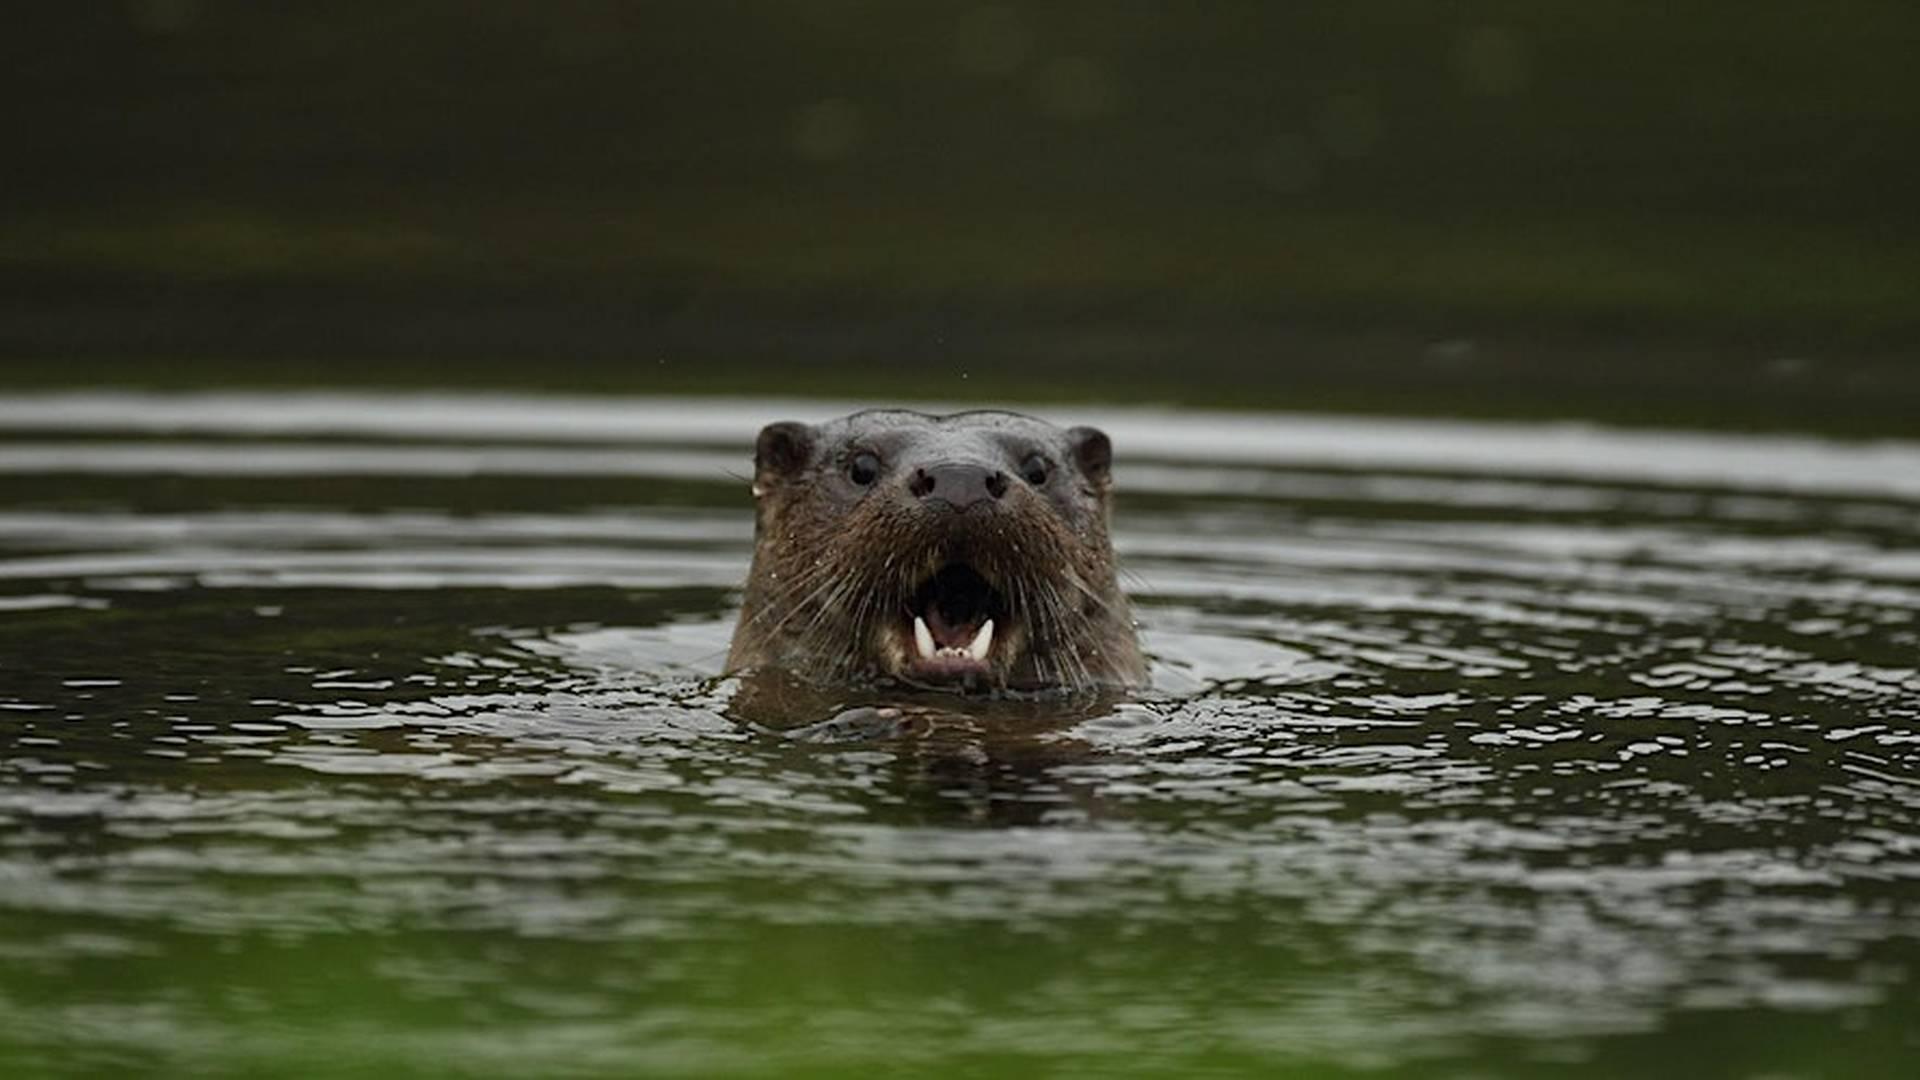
913,463 -> 1001,509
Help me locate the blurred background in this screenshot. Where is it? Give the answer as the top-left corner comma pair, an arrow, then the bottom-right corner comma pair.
5,1 -> 1918,431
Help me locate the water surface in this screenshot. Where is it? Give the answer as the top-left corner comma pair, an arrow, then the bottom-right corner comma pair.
2,393 -> 1918,1076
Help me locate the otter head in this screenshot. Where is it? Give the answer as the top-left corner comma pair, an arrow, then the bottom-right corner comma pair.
726,409 -> 1147,693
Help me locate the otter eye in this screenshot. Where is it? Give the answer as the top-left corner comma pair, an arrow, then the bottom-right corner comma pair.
1020,453 -> 1050,487
847,451 -> 881,486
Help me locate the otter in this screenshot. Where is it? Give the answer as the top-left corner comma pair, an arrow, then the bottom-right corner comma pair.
726,409 -> 1147,693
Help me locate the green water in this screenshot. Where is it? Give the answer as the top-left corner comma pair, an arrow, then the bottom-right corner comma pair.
1,394 -> 1917,1076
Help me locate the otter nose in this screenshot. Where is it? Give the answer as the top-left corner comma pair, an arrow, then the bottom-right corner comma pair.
908,463 -> 1009,510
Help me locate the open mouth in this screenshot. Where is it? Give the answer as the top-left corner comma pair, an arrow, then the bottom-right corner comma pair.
904,562 -> 1005,683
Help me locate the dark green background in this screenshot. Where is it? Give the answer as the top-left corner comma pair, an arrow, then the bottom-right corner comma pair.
5,2 -> 1918,429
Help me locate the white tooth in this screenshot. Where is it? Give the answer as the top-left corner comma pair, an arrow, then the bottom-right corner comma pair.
967,618 -> 994,662
913,616 -> 936,659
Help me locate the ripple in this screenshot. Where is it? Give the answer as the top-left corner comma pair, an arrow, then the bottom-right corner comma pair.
2,392 -> 1918,1075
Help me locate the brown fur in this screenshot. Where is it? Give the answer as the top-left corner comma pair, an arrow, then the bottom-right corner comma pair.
726,409 -> 1147,692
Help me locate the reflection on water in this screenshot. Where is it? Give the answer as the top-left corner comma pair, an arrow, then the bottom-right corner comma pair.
2,393 -> 1918,1075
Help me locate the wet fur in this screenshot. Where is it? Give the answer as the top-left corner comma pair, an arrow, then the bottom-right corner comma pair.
727,409 -> 1146,691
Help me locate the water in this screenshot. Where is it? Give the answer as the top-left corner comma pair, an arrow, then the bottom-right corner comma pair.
2,392 -> 1918,1077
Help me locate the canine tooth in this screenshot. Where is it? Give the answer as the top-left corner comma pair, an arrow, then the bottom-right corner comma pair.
967,619 -> 994,661
913,616 -> 936,659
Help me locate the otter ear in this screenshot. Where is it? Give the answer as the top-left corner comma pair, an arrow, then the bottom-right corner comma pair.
1068,426 -> 1113,486
754,421 -> 814,486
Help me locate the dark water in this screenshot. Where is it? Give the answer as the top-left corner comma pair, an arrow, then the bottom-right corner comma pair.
2,393 -> 1918,1077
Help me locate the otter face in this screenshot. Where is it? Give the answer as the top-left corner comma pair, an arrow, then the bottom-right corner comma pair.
727,409 -> 1147,693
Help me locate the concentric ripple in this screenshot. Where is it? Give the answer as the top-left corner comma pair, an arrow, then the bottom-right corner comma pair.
1,392 -> 1917,1077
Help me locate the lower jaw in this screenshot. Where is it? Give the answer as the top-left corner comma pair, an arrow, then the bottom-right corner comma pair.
902,657 -> 995,685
